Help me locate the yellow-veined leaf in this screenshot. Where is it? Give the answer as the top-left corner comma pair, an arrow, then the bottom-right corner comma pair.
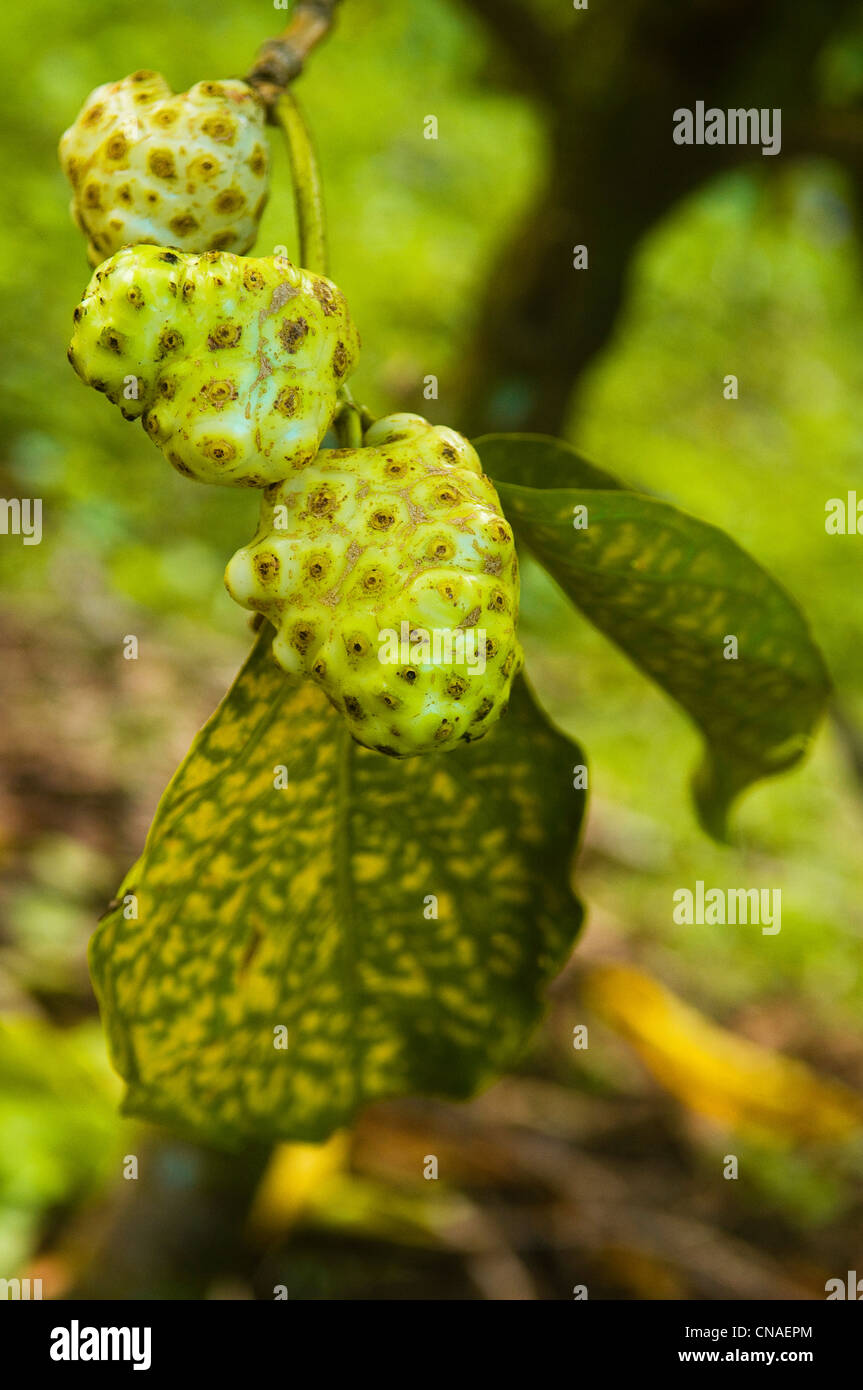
90,630 -> 586,1146
475,434 -> 831,839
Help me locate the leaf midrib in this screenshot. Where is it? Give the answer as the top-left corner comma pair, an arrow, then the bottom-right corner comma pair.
335,722 -> 361,1112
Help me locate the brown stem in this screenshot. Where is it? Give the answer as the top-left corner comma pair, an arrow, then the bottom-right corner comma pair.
246,0 -> 343,114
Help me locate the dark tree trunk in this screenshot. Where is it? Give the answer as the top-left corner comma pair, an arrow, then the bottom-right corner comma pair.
456,0 -> 860,436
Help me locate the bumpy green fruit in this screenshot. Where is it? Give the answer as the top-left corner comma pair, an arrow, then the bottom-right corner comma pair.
225,414 -> 522,755
67,245 -> 360,486
59,71 -> 270,266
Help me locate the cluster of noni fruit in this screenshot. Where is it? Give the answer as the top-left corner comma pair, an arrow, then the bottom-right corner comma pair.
61,70 -> 522,755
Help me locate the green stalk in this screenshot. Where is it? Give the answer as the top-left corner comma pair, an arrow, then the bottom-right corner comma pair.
335,398 -> 364,448
276,89 -> 372,443
276,91 -> 328,277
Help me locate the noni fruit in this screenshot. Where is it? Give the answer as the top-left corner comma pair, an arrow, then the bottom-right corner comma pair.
60,71 -> 270,265
224,414 -> 522,755
67,245 -> 360,487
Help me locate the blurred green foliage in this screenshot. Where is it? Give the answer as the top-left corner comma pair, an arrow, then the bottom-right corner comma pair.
0,1018 -> 122,1272
527,160 -> 863,1024
2,0 -> 863,1287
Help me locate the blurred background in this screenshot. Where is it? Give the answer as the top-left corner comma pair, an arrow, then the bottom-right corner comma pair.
2,0 -> 863,1299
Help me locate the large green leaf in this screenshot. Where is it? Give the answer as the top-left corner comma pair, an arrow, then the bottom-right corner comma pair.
475,434 -> 831,838
90,630 -> 586,1147
475,433 -> 628,493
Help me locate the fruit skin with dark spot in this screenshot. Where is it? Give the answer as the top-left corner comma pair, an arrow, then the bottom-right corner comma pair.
67,245 -> 360,487
59,71 -> 270,265
225,414 -> 523,754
